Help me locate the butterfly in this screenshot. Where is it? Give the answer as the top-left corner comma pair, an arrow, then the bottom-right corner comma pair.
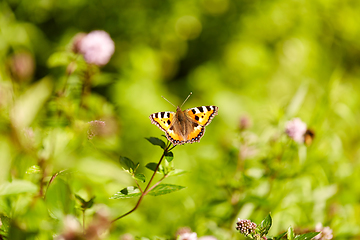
149,93 -> 218,146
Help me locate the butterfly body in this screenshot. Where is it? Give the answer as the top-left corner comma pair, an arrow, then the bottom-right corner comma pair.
150,105 -> 218,146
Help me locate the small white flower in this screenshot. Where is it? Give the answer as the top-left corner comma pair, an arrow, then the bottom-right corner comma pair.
285,118 -> 307,143
79,30 -> 115,66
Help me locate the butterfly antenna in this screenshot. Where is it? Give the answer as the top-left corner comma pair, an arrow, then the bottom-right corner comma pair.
161,95 -> 176,107
180,92 -> 192,108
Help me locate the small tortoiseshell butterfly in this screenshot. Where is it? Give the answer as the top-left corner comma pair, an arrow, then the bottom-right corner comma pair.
149,93 -> 218,146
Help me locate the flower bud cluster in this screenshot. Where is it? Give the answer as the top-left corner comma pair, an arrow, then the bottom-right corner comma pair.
236,218 -> 257,236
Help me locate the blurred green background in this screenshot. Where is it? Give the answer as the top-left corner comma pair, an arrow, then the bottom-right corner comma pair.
1,0 -> 360,239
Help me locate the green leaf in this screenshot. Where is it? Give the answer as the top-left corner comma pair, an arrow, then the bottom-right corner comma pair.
148,184 -> 185,196
133,173 -> 146,183
146,137 -> 166,149
119,156 -> 137,173
8,222 -> 37,239
168,169 -> 187,177
47,51 -> 71,67
11,77 -> 53,129
256,213 -> 272,237
0,214 -> 11,233
25,165 -> 41,174
0,180 -> 38,196
287,226 -> 294,240
75,194 -> 86,205
165,151 -> 174,162
273,231 -> 287,240
146,162 -> 159,172
110,186 -> 142,199
45,178 -> 75,219
294,232 -> 320,240
75,195 -> 95,210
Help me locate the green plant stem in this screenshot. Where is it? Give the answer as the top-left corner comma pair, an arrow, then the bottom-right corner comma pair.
111,143 -> 172,223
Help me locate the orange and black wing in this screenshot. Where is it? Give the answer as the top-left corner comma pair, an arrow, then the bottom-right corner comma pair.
183,106 -> 218,143
185,106 -> 218,126
149,111 -> 184,145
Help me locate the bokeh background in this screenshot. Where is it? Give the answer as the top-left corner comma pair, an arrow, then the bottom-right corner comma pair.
1,0 -> 360,239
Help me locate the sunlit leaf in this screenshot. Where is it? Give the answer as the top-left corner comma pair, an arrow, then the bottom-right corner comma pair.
165,151 -> 174,162
146,137 -> 166,149
47,51 -> 71,67
287,226 -> 294,240
148,184 -> 185,196
0,180 -> 38,195
273,231 -> 287,240
110,186 -> 142,199
256,213 -> 272,237
294,232 -> 320,240
133,173 -> 146,183
25,165 -> 41,174
119,156 -> 137,172
11,77 -> 53,129
168,169 -> 187,177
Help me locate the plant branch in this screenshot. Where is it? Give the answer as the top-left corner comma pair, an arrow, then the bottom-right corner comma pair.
111,143 -> 172,223
134,178 -> 143,193
145,174 -> 168,194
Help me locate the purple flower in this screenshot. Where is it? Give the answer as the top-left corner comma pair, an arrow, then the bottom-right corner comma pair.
79,30 -> 115,66
9,51 -> 35,82
239,115 -> 252,130
285,118 -> 307,143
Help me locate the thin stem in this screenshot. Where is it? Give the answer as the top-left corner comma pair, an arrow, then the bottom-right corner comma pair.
134,179 -> 143,193
111,143 -> 172,223
144,175 -> 168,194
43,170 -> 66,200
82,210 -> 85,234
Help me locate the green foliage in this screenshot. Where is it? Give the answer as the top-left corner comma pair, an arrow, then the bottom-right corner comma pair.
238,215 -> 319,240
256,214 -> 272,237
148,184 -> 186,197
146,137 -> 166,149
75,195 -> 95,211
110,187 -> 142,199
119,156 -> 139,173
0,0 -> 359,238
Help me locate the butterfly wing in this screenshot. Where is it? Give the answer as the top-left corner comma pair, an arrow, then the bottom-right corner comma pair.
183,105 -> 218,143
185,106 -> 218,126
149,111 -> 184,144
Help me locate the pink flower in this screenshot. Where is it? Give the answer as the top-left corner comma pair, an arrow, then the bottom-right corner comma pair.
314,223 -> 333,240
178,232 -> 197,240
57,215 -> 81,240
79,30 -> 115,66
88,120 -> 106,139
285,118 -> 307,143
